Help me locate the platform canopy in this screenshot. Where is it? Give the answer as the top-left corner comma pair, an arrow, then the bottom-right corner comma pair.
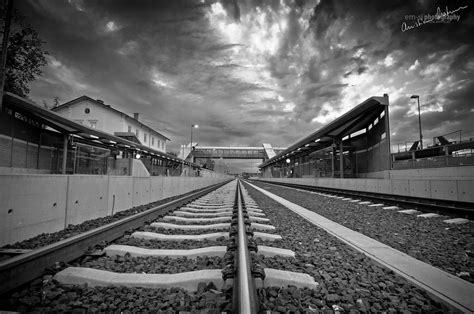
2,92 -> 197,166
260,95 -> 389,168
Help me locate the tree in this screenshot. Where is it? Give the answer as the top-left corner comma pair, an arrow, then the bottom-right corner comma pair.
1,8 -> 48,97
42,96 -> 60,109
53,96 -> 60,107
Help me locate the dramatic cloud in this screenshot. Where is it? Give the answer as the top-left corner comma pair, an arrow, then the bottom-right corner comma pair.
15,0 -> 474,172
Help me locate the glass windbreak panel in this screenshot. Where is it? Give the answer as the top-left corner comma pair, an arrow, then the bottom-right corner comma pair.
40,131 -> 62,172
0,112 -> 13,167
75,144 -> 110,174
26,141 -> 39,168
107,152 -> 129,175
308,147 -> 333,177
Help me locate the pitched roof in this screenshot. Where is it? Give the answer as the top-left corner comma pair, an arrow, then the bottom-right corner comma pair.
52,95 -> 170,141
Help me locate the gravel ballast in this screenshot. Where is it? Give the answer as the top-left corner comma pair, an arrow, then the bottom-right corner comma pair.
77,254 -> 224,274
141,225 -> 230,235
243,182 -> 449,312
251,181 -> 474,283
115,235 -> 229,250
2,279 -> 232,312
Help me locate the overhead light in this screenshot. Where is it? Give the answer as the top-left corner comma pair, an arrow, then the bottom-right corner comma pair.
109,140 -> 117,144
286,158 -> 291,163
305,144 -> 310,147
297,148 -> 301,151
90,134 -> 99,139
136,153 -> 141,159
314,138 -> 321,142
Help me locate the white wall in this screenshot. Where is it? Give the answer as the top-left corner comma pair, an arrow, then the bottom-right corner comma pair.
132,159 -> 150,177
56,100 -> 115,133
0,174 -> 231,246
389,166 -> 474,180
360,166 -> 474,180
0,175 -> 68,246
258,177 -> 474,203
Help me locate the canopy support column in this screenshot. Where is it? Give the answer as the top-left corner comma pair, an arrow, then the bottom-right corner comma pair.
331,139 -> 335,177
340,141 -> 344,178
62,134 -> 68,174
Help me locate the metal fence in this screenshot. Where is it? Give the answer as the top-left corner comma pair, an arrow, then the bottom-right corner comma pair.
392,153 -> 474,169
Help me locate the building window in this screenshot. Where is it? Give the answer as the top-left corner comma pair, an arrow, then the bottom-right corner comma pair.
158,140 -> 161,148
162,141 -> 165,149
128,125 -> 131,132
151,137 -> 154,145
144,133 -> 147,142
85,108 -> 90,114
136,129 -> 139,137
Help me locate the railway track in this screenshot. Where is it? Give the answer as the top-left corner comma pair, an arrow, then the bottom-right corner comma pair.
1,180 -> 314,312
0,180 -> 231,296
2,178 -> 466,312
255,179 -> 474,219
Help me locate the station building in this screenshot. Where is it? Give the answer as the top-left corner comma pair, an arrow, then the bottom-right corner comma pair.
52,96 -> 169,153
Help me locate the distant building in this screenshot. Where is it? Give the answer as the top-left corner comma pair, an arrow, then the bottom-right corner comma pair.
52,96 -> 169,152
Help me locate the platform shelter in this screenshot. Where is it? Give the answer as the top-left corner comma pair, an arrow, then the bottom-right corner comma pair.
259,95 -> 390,178
0,93 -> 200,176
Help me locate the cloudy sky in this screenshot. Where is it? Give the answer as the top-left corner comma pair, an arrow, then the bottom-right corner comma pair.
14,0 -> 474,171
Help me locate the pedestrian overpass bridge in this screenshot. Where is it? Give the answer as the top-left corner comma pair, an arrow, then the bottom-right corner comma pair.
180,143 -> 287,163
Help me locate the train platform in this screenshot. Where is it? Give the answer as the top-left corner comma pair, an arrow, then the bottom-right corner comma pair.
246,181 -> 474,313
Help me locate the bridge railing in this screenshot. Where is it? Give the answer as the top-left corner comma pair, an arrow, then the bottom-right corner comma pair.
392,153 -> 474,169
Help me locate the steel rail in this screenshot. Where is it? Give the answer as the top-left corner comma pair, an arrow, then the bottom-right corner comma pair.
234,180 -> 259,314
252,180 -> 474,219
0,179 -> 233,295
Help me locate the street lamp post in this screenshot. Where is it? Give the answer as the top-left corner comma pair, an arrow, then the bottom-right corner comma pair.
410,95 -> 423,149
189,124 -> 198,176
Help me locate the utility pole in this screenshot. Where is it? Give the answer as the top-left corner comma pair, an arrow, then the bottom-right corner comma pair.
189,124 -> 198,176
0,0 -> 14,112
410,95 -> 423,149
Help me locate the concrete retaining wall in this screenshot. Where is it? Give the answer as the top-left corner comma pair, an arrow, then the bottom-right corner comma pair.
258,177 -> 474,204
0,174 -> 230,246
358,166 -> 474,180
